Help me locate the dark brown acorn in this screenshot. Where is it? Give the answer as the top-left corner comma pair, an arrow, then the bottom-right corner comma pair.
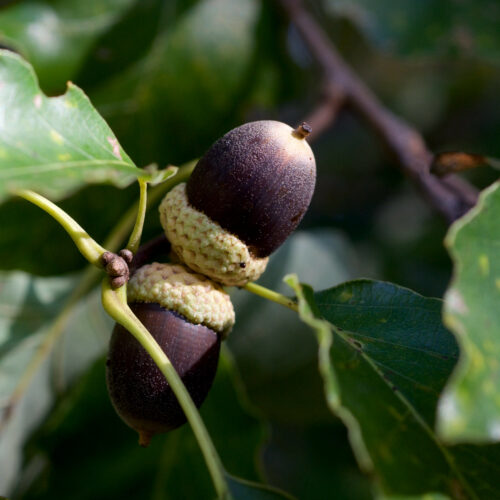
186,120 -> 316,258
105,263 -> 235,446
106,303 -> 221,446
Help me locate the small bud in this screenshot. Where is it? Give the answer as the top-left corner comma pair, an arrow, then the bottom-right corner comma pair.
107,258 -> 128,277
101,251 -> 131,289
119,249 -> 134,263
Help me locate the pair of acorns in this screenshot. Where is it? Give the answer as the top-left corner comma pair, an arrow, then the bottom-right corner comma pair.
106,121 -> 316,446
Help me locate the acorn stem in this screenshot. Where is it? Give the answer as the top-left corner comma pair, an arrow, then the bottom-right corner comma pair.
293,122 -> 312,139
15,189 -> 107,267
6,162 -> 199,439
105,159 -> 196,253
127,178 -> 148,254
243,282 -> 298,312
101,279 -> 230,500
15,160 -> 196,272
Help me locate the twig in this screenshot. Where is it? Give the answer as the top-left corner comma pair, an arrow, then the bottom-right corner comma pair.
278,0 -> 478,222
302,83 -> 345,140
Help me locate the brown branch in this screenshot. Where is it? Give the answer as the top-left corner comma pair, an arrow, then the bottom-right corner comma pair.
278,0 -> 478,222
302,83 -> 346,140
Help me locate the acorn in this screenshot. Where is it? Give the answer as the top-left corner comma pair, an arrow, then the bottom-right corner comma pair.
159,120 -> 316,286
106,262 -> 235,446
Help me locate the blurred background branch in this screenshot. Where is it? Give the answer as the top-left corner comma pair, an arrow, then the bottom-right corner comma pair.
277,0 -> 479,223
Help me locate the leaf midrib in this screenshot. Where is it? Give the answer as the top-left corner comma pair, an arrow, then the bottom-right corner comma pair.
343,329 -> 459,360
330,323 -> 478,500
0,159 -> 143,179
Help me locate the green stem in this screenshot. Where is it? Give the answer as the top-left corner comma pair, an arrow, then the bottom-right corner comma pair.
16,161 -> 227,496
243,282 -> 298,312
15,189 -> 107,267
126,179 -> 148,253
104,161 -> 195,252
101,280 -> 230,500
4,161 -> 198,432
14,161 -> 196,267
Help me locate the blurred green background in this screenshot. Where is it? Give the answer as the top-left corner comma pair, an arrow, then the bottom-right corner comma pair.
0,0 -> 499,498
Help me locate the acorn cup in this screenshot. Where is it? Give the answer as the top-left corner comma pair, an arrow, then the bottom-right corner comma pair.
106,262 -> 235,446
159,120 -> 316,286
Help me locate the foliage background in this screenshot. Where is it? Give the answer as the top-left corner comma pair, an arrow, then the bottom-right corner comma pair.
0,0 -> 499,499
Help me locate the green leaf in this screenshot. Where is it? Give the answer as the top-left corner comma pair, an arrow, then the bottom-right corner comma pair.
0,0 -> 135,91
75,0 -> 179,89
0,50 -> 145,203
326,0 -> 500,62
0,271 -> 111,494
288,276 -> 500,498
437,181 -> 500,442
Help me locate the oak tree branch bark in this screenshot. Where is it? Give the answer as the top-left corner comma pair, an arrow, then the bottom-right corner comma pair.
277,0 -> 478,223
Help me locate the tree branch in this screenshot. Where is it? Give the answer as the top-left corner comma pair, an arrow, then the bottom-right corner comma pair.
302,83 -> 345,140
278,0 -> 478,222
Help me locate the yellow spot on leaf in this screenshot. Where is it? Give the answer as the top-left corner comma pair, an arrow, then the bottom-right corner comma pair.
444,314 -> 464,335
64,98 -> 77,108
378,444 -> 393,462
0,148 -> 7,158
379,318 -> 387,323
496,279 -> 500,291
338,290 -> 353,303
478,254 -> 490,276
449,416 -> 466,434
469,344 -> 485,373
50,130 -> 64,145
58,153 -> 71,161
387,406 -> 405,421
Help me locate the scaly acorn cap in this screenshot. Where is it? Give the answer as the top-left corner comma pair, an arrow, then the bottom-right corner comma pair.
159,183 -> 268,287
186,120 -> 316,258
127,262 -> 235,336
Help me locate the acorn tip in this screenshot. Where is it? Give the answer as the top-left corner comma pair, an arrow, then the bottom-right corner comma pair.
138,430 -> 154,447
293,122 -> 312,139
